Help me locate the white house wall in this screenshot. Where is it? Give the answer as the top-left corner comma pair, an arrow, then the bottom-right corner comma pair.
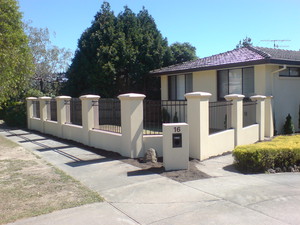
193,70 -> 217,101
272,72 -> 300,133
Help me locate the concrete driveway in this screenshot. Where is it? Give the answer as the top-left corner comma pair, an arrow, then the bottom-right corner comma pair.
1,126 -> 300,225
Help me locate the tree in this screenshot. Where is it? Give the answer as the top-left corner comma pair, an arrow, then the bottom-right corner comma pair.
0,0 -> 34,104
236,36 -> 253,49
65,2 -> 197,98
169,42 -> 197,64
24,23 -> 73,95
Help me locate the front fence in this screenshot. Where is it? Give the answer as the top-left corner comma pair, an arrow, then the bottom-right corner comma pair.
98,98 -> 121,133
209,101 -> 232,134
143,100 -> 187,135
243,100 -> 256,127
50,99 -> 57,121
32,100 -> 40,118
70,98 -> 82,126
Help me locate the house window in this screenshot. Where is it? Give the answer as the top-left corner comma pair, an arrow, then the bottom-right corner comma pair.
279,67 -> 300,77
217,67 -> 254,100
168,74 -> 192,100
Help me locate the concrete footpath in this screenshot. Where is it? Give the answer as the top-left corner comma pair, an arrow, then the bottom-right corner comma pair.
1,126 -> 300,225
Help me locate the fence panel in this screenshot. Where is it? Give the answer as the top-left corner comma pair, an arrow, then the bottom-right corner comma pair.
98,98 -> 121,133
33,100 -> 40,118
70,98 -> 82,126
243,101 -> 256,127
50,99 -> 57,121
209,101 -> 232,134
143,100 -> 187,135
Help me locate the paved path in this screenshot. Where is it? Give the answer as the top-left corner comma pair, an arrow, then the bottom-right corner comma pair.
1,126 -> 300,225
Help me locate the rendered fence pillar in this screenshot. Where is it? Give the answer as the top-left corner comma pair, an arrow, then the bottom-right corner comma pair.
39,96 -> 51,133
225,94 -> 244,146
250,95 -> 266,141
264,96 -> 274,138
26,97 -> 37,129
56,96 -> 71,138
118,93 -> 145,158
80,95 -> 100,146
185,92 -> 211,160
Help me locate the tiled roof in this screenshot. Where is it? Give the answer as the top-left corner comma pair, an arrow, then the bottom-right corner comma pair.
150,46 -> 300,75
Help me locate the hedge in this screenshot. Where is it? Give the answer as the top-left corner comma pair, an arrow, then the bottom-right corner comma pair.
233,135 -> 300,173
3,102 -> 27,128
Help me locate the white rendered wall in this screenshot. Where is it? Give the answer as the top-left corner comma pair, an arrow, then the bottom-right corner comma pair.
143,135 -> 163,157
89,129 -> 122,154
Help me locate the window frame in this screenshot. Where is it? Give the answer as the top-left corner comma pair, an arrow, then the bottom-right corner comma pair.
279,66 -> 300,77
217,67 -> 254,101
168,73 -> 193,100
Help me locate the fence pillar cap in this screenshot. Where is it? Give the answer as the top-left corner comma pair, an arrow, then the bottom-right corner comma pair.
184,92 -> 211,99
38,96 -> 52,100
250,95 -> 266,101
118,93 -> 146,100
56,96 -> 71,100
79,94 -> 100,100
224,94 -> 245,101
266,95 -> 273,99
26,97 -> 38,100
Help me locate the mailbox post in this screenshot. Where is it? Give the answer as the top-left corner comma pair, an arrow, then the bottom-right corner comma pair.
163,123 -> 189,171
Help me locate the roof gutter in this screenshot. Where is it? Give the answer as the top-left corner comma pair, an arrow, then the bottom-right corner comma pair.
271,65 -> 287,74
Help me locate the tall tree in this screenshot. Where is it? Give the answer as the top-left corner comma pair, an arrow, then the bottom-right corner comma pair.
236,36 -> 253,49
24,23 -> 73,95
170,42 -> 197,64
65,2 -> 197,98
0,0 -> 34,104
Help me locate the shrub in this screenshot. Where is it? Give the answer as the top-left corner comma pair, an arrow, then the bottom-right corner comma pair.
233,135 -> 300,173
283,113 -> 295,134
3,102 -> 27,128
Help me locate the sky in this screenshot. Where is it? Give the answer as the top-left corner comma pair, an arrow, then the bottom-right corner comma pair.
18,0 -> 300,58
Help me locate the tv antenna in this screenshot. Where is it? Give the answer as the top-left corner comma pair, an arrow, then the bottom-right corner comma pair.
261,40 -> 290,49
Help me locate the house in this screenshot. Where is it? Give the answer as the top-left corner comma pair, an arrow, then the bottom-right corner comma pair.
150,46 -> 300,134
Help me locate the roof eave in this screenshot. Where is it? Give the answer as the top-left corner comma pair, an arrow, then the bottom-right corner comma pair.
149,59 -> 270,76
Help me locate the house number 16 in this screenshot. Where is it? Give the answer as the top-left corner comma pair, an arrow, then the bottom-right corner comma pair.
174,127 -> 181,132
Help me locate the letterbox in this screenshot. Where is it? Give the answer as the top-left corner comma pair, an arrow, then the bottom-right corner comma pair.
172,133 -> 182,148
163,123 -> 189,171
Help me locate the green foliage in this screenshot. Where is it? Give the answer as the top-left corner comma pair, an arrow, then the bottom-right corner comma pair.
283,113 -> 295,134
65,2 -> 197,98
236,36 -> 252,49
233,135 -> 300,173
169,42 -> 197,64
25,89 -> 44,98
3,102 -> 27,127
0,0 -> 34,104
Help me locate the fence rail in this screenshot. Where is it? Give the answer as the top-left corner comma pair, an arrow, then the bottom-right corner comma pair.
143,100 -> 187,135
50,99 -> 57,121
243,100 -> 257,127
70,98 -> 82,126
32,100 -> 40,118
97,98 -> 121,133
209,101 -> 232,134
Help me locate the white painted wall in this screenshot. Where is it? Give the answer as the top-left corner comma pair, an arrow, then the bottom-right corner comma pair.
143,135 -> 163,157
240,125 -> 259,145
30,118 -> 43,132
205,129 -> 235,160
193,70 -> 217,101
272,73 -> 300,133
62,124 -> 84,144
44,120 -> 59,137
89,129 -> 122,154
